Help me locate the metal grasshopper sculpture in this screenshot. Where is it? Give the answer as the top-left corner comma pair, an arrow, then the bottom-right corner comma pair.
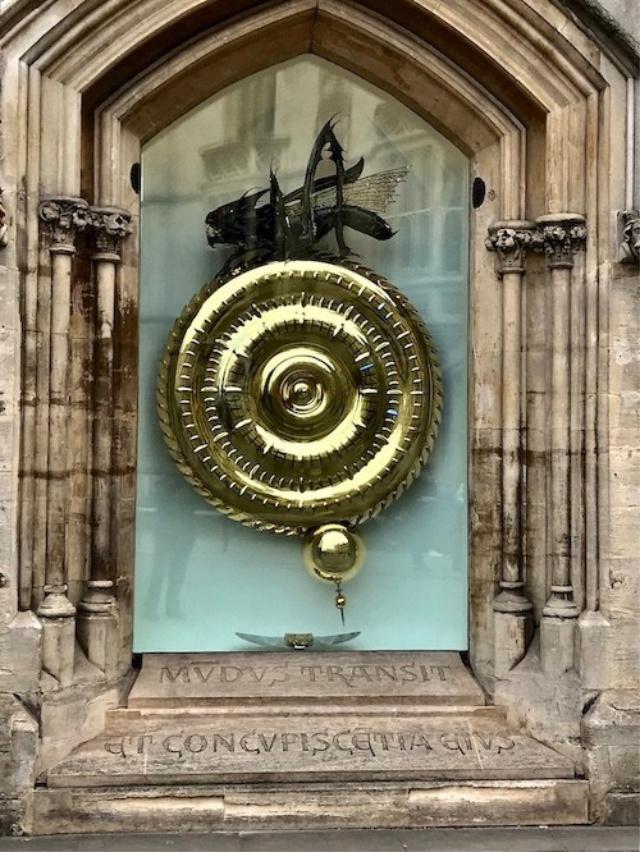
205,119 -> 407,263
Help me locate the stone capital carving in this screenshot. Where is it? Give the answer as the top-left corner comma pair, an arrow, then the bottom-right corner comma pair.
535,213 -> 587,269
90,206 -> 132,261
39,196 -> 91,254
620,210 -> 639,264
485,220 -> 536,276
0,190 -> 9,249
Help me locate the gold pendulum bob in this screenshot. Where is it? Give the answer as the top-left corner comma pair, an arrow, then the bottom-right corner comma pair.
157,258 -> 442,620
303,523 -> 365,623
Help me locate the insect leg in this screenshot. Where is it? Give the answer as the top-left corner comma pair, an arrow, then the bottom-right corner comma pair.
270,168 -> 288,259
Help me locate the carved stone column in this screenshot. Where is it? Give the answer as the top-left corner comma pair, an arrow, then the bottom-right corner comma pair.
77,207 -> 131,675
536,213 -> 587,673
37,197 -> 91,684
486,222 -> 535,674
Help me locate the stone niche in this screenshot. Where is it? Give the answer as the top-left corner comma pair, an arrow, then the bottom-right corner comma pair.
38,651 -> 588,832
0,0 -> 638,836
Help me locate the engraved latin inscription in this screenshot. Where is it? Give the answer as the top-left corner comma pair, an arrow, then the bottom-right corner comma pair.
158,661 -> 452,688
103,729 -> 515,760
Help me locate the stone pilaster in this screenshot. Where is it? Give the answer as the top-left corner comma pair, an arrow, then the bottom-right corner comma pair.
536,213 -> 587,673
486,222 -> 535,674
77,207 -> 131,675
36,197 -> 92,685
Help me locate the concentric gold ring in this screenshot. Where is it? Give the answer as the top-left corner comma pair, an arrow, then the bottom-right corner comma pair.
157,258 -> 442,536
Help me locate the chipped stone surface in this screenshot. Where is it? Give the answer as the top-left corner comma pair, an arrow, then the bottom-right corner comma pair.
32,780 -> 590,834
127,652 -> 485,707
0,612 -> 41,694
603,792 -> 640,826
582,690 -> 640,822
37,665 -> 135,773
0,696 -> 38,835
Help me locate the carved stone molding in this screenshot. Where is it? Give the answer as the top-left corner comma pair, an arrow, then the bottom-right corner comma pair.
90,207 -> 133,261
620,210 -> 639,264
535,213 -> 587,269
37,584 -> 76,618
0,190 -> 9,248
38,200 -> 133,258
39,197 -> 91,254
485,220 -> 536,276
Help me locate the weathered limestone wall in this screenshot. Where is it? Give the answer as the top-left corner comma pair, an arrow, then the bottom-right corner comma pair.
597,0 -> 640,41
581,246 -> 640,823
0,697 -> 38,836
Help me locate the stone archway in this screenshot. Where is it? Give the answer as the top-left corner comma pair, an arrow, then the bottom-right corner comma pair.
0,0 -> 637,833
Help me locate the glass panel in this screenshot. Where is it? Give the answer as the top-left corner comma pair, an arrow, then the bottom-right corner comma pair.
134,55 -> 469,651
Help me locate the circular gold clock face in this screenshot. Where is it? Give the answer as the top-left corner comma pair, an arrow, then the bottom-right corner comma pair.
157,259 -> 442,536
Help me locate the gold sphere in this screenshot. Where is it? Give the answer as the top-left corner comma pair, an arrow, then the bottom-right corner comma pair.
303,524 -> 364,584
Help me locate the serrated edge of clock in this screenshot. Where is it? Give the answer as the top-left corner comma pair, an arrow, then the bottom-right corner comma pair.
156,258 -> 443,537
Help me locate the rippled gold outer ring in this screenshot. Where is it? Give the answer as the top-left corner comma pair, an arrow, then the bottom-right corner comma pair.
157,258 -> 442,536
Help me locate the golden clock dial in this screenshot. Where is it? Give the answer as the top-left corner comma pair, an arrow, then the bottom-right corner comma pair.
157,258 -> 442,536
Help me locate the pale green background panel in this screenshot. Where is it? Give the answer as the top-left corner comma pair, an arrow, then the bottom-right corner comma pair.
134,56 -> 469,652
